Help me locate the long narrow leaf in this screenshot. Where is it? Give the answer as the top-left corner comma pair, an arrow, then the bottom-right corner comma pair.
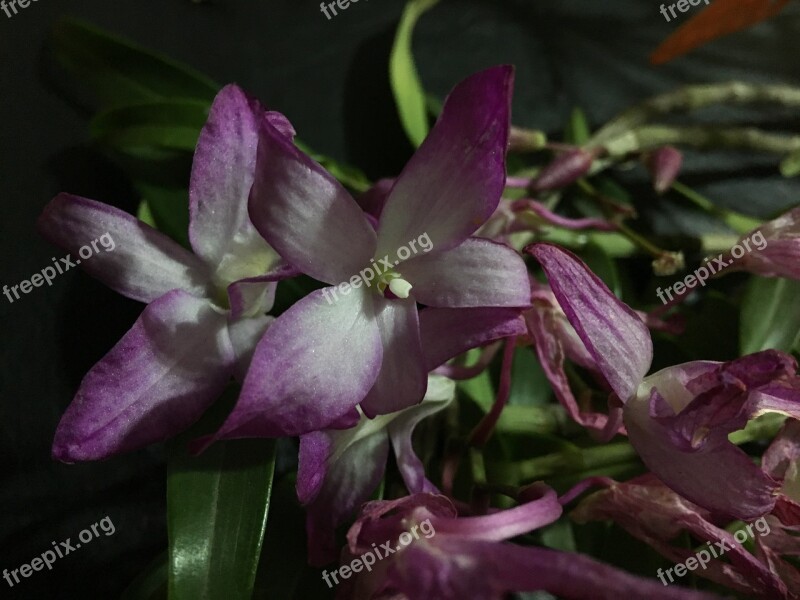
167,394 -> 277,600
50,19 -> 218,108
390,0 -> 440,147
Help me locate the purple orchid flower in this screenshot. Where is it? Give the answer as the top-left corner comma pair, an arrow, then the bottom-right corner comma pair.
299,374 -> 455,566
526,242 -> 800,520
297,306 -> 526,565
204,66 -> 531,442
38,85 -> 294,461
332,489 -> 716,599
573,474 -> 790,599
724,205 -> 800,279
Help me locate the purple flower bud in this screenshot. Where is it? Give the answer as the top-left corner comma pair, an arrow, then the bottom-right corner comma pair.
532,149 -> 594,191
646,146 -> 683,194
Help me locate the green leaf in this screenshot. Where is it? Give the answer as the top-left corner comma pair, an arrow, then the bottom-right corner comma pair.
90,101 -> 210,155
50,19 -> 218,109
390,0 -> 440,147
167,392 -> 277,600
741,276 -> 800,354
565,107 -> 591,145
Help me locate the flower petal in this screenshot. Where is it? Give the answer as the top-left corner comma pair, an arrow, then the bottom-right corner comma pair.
209,287 -> 382,439
38,194 -> 209,304
226,263 -> 300,320
388,375 -> 456,493
525,307 -> 612,432
625,386 -> 778,520
360,297 -> 427,417
52,290 -> 234,462
248,118 -> 377,285
418,307 -> 526,371
527,243 -> 653,403
375,66 -> 513,255
299,426 -> 390,566
572,475 -> 787,598
432,486 -> 563,541
399,539 -> 720,600
189,85 -> 286,274
401,238 -> 530,308
226,314 -> 273,381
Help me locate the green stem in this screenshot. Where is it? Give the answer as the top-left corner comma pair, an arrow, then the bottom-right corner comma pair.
591,82 -> 800,145
603,125 -> 800,158
671,181 -> 762,235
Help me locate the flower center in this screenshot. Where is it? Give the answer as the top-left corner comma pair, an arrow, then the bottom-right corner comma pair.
377,270 -> 413,299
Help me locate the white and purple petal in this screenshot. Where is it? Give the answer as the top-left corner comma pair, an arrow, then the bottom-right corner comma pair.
375,66 -> 514,256
299,420 -> 392,566
248,118 -> 377,285
38,194 -> 210,304
207,287 -> 382,440
52,290 -> 234,461
388,375 -> 456,494
188,84 -> 289,278
400,238 -> 530,308
527,243 -> 653,403
360,297 -> 427,417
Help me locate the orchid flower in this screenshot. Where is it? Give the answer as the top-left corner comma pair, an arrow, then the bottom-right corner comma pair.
334,489 -> 716,600
573,474 -> 791,599
299,374 -> 455,566
38,85 -> 293,461
297,305 -> 526,565
526,242 -> 800,520
204,66 -> 530,442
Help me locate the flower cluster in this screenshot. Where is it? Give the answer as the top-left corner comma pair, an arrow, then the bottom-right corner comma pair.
40,65 -> 800,599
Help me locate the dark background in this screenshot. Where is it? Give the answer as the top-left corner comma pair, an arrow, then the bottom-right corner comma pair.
1,0 -> 798,597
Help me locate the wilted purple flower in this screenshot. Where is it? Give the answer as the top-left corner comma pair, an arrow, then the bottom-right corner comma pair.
526,242 -> 800,520
525,280 -> 615,433
334,489 -> 716,599
38,85 -> 293,461
204,66 -> 531,442
573,475 -> 791,599
646,146 -> 683,194
727,206 -> 800,279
